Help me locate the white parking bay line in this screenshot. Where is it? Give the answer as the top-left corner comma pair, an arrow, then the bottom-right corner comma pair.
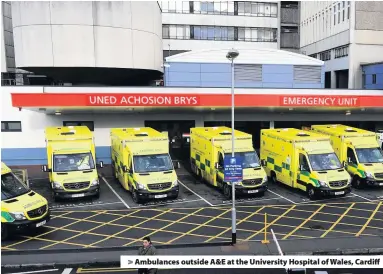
212,197 -> 280,207
10,269 -> 59,274
62,269 -> 73,274
49,201 -> 123,211
351,192 -> 373,202
178,179 -> 213,206
101,176 -> 130,209
268,189 -> 297,204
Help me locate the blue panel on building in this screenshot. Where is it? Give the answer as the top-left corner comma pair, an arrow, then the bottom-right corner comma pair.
166,62 -> 325,89
1,146 -> 112,166
362,63 -> 383,90
201,63 -> 231,73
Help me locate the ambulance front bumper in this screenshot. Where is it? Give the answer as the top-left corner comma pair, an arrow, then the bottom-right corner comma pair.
314,186 -> 352,197
137,186 -> 179,200
364,178 -> 383,187
53,185 -> 100,199
4,211 -> 51,233
234,184 -> 268,195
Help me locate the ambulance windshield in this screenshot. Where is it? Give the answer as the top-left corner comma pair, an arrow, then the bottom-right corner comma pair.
225,151 -> 261,169
1,172 -> 29,200
355,148 -> 383,164
133,154 -> 174,173
308,153 -> 342,171
53,152 -> 95,172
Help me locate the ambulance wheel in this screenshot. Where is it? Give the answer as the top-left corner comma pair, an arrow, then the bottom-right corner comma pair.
132,190 -> 141,204
352,176 -> 363,189
1,224 -> 9,241
223,184 -> 231,199
271,172 -> 278,184
307,185 -> 316,200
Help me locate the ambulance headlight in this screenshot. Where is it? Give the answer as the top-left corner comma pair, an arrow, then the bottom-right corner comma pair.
10,212 -> 27,220
52,182 -> 63,189
137,182 -> 146,190
172,180 -> 179,187
262,176 -> 268,183
365,172 -> 374,179
318,180 -> 327,187
91,179 -> 99,186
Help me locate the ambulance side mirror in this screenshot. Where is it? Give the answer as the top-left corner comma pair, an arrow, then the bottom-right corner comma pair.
41,165 -> 49,172
98,161 -> 104,168
342,161 -> 347,167
347,157 -> 352,164
123,165 -> 129,173
173,161 -> 180,169
261,160 -> 266,167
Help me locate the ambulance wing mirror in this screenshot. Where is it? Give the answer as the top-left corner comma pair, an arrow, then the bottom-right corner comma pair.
261,159 -> 266,167
123,165 -> 129,173
41,165 -> 50,172
98,161 -> 104,168
215,162 -> 222,169
173,160 -> 180,169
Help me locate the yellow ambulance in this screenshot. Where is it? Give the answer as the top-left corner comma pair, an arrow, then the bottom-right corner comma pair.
1,162 -> 50,240
190,127 -> 268,199
260,128 -> 351,200
110,127 -> 179,203
42,126 -> 103,201
311,124 -> 383,188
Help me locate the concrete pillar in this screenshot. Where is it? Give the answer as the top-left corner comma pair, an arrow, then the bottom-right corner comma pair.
331,70 -> 337,88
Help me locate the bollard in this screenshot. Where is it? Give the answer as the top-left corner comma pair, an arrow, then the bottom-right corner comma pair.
261,213 -> 270,244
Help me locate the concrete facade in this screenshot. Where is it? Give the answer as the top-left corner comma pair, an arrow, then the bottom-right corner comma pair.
300,1 -> 383,89
11,1 -> 163,85
160,1 -> 279,57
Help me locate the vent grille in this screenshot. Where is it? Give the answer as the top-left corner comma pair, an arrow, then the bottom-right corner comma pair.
242,179 -> 262,186
329,180 -> 348,188
294,65 -> 321,83
64,181 -> 90,190
148,182 -> 172,190
234,64 -> 262,82
374,173 -> 383,179
27,205 -> 47,219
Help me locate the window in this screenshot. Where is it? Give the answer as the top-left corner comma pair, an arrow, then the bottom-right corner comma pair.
218,153 -> 224,169
372,74 -> 377,84
230,1 -> 277,17
162,25 -> 190,39
1,121 -> 21,132
171,25 -> 277,42
299,154 -> 310,172
347,1 -> 350,19
63,121 -> 94,131
342,1 -> 345,21
319,50 -> 331,61
362,74 -> 366,87
161,1 -> 189,13
338,3 -> 341,23
334,5 -> 336,25
347,148 -> 357,165
334,45 -> 349,58
163,25 -> 169,39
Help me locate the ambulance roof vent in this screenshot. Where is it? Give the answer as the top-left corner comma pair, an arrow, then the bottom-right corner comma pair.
68,126 -> 74,129
134,128 -> 141,131
220,131 -> 232,135
345,128 -> 357,132
297,132 -> 310,137
135,133 -> 148,137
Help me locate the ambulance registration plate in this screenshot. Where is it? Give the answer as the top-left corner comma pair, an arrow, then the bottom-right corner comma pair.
335,191 -> 344,195
36,220 -> 46,227
155,194 -> 167,199
72,193 -> 85,198
248,189 -> 259,194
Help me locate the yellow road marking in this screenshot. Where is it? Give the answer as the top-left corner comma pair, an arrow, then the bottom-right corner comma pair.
126,208 -> 205,246
282,204 -> 325,240
321,203 -> 355,238
2,211 -> 73,248
41,211 -> 109,249
245,205 -> 297,240
167,208 -> 232,244
85,209 -> 141,247
205,206 -> 266,243
356,201 -> 382,237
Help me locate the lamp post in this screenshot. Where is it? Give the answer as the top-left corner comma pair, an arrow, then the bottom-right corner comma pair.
226,48 -> 239,245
